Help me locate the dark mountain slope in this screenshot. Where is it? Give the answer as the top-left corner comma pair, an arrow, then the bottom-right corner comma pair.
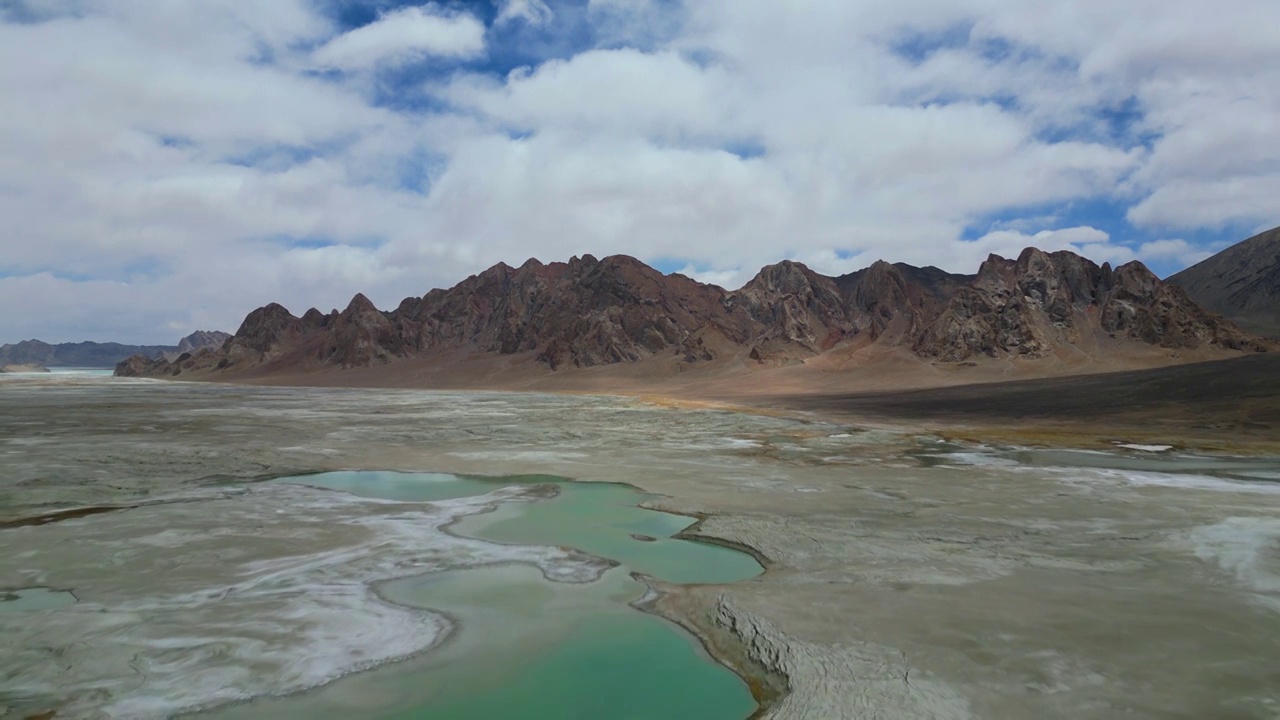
1168,226 -> 1280,338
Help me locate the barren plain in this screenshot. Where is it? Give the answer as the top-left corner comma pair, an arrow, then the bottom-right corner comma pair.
2,371 -> 1279,719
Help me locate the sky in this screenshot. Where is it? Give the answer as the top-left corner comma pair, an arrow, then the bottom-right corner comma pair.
1,0 -> 1277,344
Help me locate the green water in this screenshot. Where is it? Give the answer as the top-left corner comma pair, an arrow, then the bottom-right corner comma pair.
457,478 -> 762,585
284,471 -> 763,584
0,587 -> 77,612
281,470 -> 504,503
379,567 -> 755,720
229,471 -> 763,720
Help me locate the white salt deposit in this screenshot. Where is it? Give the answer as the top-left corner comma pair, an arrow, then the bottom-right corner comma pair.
936,451 -> 1020,467
0,483 -> 611,719
1187,518 -> 1280,613
1087,468 -> 1280,495
1115,443 -> 1175,452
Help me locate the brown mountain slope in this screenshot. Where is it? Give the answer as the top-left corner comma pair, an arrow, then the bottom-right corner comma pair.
395,255 -> 760,369
1167,225 -> 1280,338
117,248 -> 1265,381
915,248 -> 1259,361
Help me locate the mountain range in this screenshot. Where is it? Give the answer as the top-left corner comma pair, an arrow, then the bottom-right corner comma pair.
117,246 -> 1268,385
3,331 -> 230,368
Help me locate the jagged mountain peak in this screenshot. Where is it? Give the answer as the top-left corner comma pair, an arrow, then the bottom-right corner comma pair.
914,247 -> 1263,361
299,307 -> 331,329
119,244 -> 1268,380
342,293 -> 381,315
743,259 -> 830,293
236,302 -> 296,331
231,303 -> 301,354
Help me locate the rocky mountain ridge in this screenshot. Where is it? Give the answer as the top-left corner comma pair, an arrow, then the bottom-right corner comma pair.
175,331 -> 232,356
118,248 -> 1266,379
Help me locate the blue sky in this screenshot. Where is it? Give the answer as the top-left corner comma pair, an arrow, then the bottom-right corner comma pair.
1,0 -> 1277,343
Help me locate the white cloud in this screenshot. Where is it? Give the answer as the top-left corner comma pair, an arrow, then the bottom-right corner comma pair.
1,0 -> 1277,343
963,1 -> 1280,228
445,49 -> 737,141
586,0 -> 681,46
1137,238 -> 1211,267
312,5 -> 485,70
676,265 -> 741,289
1127,173 -> 1280,229
496,0 -> 555,27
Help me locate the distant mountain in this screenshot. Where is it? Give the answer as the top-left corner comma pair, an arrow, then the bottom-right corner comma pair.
178,330 -> 232,354
0,339 -> 175,368
2,331 -> 229,368
1167,226 -> 1280,338
166,331 -> 232,361
118,248 -> 1265,381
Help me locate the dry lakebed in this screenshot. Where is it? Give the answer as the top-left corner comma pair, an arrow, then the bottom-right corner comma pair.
2,371 -> 1279,719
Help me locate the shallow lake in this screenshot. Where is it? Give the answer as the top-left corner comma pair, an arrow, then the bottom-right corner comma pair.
0,587 -> 77,613
205,471 -> 762,719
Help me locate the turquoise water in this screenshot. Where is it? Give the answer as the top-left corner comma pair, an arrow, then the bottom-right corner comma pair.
46,368 -> 116,375
225,471 -> 763,720
458,481 -> 761,584
381,569 -> 755,720
0,587 -> 77,612
282,470 -> 506,503
285,471 -> 763,584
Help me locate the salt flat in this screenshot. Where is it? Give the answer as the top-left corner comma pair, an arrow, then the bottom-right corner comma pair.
2,373 -> 1278,718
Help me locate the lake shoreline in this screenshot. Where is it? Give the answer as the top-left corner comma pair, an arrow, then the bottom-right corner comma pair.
245,472 -> 774,720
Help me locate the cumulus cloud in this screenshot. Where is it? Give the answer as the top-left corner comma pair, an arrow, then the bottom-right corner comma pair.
1127,174 -> 1280,230
676,265 -> 741,289
495,0 -> 555,26
312,5 -> 486,70
1137,238 -> 1211,267
444,49 -> 738,140
1,0 -> 1277,343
